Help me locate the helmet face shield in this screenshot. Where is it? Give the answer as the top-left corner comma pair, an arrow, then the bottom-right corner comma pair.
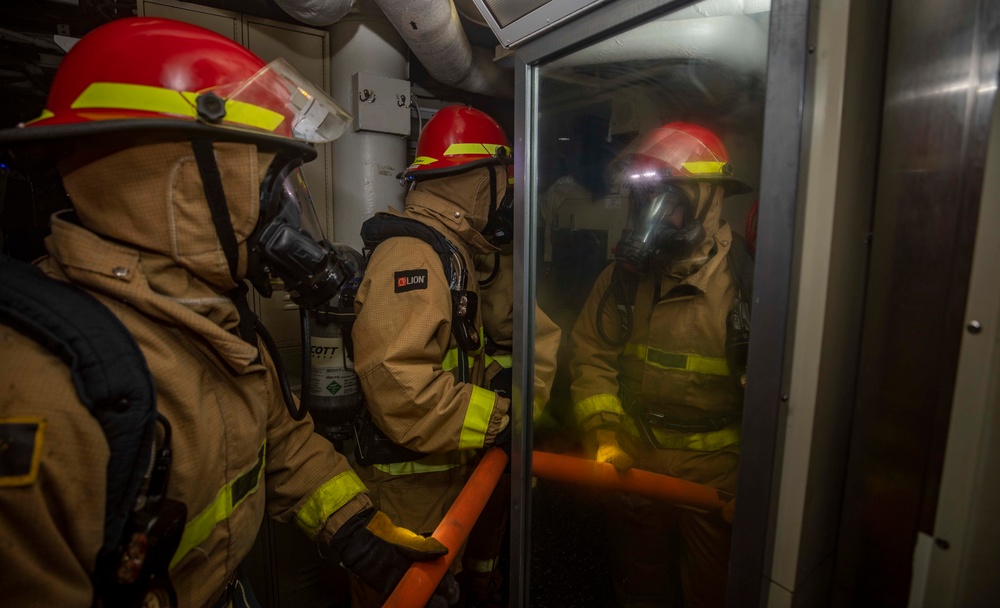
210,58 -> 351,143
247,161 -> 354,309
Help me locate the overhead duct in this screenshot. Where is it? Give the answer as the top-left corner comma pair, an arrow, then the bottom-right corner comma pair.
273,0 -> 513,98
373,0 -> 513,99
272,0 -> 358,26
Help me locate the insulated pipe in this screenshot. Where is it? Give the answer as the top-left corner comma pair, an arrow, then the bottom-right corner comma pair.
373,0 -> 514,99
328,4 -> 408,250
272,0 -> 358,26
384,447 -> 509,608
531,451 -> 731,512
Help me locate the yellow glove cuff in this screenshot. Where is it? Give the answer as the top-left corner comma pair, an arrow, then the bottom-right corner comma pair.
367,511 -> 448,555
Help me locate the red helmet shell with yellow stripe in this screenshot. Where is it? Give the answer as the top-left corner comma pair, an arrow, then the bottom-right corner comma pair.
400,105 -> 512,181
0,17 -> 351,164
627,122 -> 752,196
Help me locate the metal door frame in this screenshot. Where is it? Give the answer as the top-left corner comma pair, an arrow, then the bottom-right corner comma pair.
508,1 -> 814,605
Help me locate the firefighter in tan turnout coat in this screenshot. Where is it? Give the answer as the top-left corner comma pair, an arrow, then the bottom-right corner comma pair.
0,18 -> 456,608
570,122 -> 754,608
350,105 -> 517,606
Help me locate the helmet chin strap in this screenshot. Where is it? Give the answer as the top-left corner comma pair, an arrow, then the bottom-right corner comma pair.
191,139 -> 258,349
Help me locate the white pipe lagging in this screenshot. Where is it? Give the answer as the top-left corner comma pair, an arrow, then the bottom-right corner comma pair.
273,0 -> 513,99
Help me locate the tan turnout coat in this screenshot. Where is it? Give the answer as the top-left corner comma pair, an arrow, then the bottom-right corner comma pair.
0,142 -> 370,608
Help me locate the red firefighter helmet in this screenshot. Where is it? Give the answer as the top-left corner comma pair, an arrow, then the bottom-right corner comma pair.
399,105 -> 512,181
619,122 -> 753,196
0,17 -> 351,165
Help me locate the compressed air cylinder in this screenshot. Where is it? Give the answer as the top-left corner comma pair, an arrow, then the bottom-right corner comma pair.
305,311 -> 361,441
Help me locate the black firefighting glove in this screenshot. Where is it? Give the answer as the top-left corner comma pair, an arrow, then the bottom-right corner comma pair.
492,419 -> 512,456
330,508 -> 460,607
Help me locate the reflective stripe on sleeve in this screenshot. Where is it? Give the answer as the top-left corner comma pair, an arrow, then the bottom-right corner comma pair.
574,393 -> 626,425
458,385 -> 497,449
294,469 -> 368,538
170,442 -> 266,568
624,344 -> 729,377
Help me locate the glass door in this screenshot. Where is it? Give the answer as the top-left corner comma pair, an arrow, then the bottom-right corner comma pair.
517,1 -> 774,605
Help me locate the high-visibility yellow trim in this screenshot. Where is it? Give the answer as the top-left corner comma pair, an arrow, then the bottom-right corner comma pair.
410,156 -> 438,166
442,349 -> 475,372
681,161 -> 727,175
444,143 -> 512,157
373,450 -> 473,475
574,393 -> 625,425
651,424 -> 740,451
458,386 -> 496,449
486,353 -> 512,369
170,442 -> 267,568
442,328 -> 485,371
624,344 -> 729,377
294,469 -> 367,538
70,83 -> 285,132
24,109 -> 54,125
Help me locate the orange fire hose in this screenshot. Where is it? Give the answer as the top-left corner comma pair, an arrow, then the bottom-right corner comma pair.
384,448 -> 729,607
383,446 -> 509,608
531,450 -> 731,512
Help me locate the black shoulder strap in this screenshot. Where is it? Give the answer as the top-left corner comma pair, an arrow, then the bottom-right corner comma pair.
361,212 -> 456,280
0,253 -> 157,559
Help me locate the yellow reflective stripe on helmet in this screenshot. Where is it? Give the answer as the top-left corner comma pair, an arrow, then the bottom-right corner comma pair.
574,393 -> 626,425
25,109 -> 55,125
444,143 -> 512,157
373,450 -> 473,475
681,161 -> 728,175
71,83 -> 285,132
650,424 -> 741,452
624,344 -> 729,377
170,442 -> 266,568
458,385 -> 497,449
410,156 -> 438,166
294,469 -> 368,538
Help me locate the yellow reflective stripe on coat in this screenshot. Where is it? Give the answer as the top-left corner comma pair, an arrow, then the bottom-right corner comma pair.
373,449 -> 474,475
170,443 -> 266,568
651,424 -> 741,452
458,385 -> 496,449
486,353 -> 513,369
294,469 -> 368,538
574,393 -> 626,425
442,348 -> 476,372
624,344 -> 729,377
70,82 -> 285,132
444,143 -> 512,157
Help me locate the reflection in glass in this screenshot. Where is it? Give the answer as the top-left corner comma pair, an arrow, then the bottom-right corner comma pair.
528,1 -> 769,606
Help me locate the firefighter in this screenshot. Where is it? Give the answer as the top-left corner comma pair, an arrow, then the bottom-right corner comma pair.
349,105 -> 516,606
0,18 -> 457,608
569,122 -> 753,608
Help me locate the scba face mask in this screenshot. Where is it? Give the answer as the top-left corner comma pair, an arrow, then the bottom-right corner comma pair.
615,180 -> 704,273
247,159 -> 361,310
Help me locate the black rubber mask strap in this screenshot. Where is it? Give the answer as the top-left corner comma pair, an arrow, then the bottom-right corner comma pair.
191,139 -> 258,348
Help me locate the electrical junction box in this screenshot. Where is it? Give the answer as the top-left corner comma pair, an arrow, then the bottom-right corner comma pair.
351,72 -> 411,136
